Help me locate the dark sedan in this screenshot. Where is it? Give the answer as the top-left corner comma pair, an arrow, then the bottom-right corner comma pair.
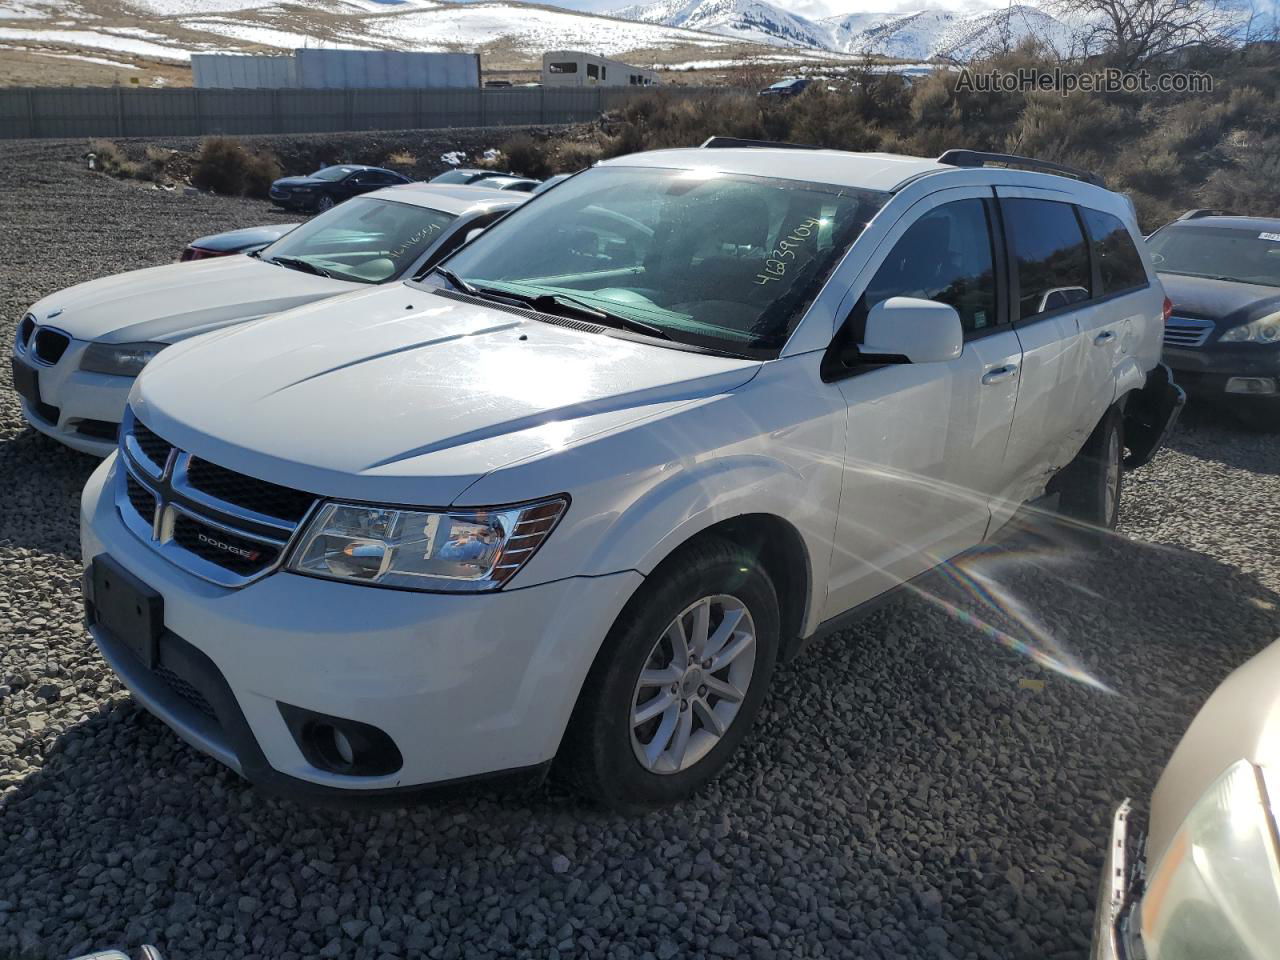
428,168 -> 519,186
269,165 -> 412,213
1148,211 -> 1280,430
180,223 -> 298,261
759,77 -> 810,99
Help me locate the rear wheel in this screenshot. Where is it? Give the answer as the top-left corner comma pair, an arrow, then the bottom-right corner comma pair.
1057,407 -> 1124,535
559,537 -> 779,812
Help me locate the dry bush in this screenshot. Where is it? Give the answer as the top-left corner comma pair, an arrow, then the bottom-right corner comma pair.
496,133 -> 553,179
88,139 -> 141,178
192,137 -> 281,198
385,150 -> 417,168
554,141 -> 602,173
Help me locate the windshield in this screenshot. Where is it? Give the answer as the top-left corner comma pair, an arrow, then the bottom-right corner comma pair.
1147,226 -> 1280,287
434,165 -> 887,356
259,197 -> 456,284
431,170 -> 482,184
311,166 -> 359,182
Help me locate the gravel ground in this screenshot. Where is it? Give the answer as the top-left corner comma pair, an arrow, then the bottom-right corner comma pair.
2,137 -> 1279,960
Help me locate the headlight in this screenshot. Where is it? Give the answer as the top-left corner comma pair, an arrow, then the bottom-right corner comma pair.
287,497 -> 567,592
1140,759 -> 1280,959
1220,313 -> 1280,344
79,341 -> 168,376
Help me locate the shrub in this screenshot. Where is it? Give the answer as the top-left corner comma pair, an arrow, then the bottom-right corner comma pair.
88,139 -> 140,178
192,137 -> 281,198
386,149 -> 417,168
497,133 -> 553,179
555,141 -> 602,173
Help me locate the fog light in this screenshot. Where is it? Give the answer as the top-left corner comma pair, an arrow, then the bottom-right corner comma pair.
1225,377 -> 1277,395
277,703 -> 403,777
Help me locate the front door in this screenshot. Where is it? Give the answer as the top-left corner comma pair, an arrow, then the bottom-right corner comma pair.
822,188 -> 1023,619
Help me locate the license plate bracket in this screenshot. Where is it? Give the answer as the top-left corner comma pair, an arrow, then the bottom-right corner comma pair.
91,556 -> 163,668
11,357 -> 39,408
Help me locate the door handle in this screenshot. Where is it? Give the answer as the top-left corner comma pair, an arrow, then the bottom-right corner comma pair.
981,364 -> 1018,385
1094,330 -> 1117,345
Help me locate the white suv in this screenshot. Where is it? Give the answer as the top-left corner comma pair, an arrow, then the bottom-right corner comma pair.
79,142 -> 1183,810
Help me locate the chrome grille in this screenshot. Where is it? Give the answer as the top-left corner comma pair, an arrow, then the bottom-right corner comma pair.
1163,316 -> 1215,348
116,411 -> 316,588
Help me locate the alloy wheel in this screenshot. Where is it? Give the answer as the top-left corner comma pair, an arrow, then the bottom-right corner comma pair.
629,594 -> 757,775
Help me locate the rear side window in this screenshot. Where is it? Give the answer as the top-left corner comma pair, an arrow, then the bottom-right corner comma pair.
1080,207 -> 1148,293
1002,198 -> 1091,320
863,198 -> 998,333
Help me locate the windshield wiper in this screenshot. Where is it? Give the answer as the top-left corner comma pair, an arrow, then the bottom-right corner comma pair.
433,266 -> 477,295
269,256 -> 330,278
491,289 -> 674,341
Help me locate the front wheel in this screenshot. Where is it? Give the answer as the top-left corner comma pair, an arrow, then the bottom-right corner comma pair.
315,194 -> 335,213
559,537 -> 779,812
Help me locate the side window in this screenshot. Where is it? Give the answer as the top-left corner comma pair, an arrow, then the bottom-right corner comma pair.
1002,198 -> 1091,320
1080,207 -> 1148,294
863,198 -> 998,333
587,63 -> 599,80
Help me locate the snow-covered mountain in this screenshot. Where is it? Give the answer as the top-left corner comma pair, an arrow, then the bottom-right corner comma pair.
615,0 -> 1078,59
615,0 -> 830,49
826,5 -> 1073,60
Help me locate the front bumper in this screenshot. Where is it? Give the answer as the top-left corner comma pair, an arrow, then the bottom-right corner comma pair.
12,344 -> 132,456
269,192 -> 313,210
1164,342 -> 1280,402
80,455 -> 643,796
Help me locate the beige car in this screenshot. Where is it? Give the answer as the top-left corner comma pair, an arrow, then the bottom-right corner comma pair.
1092,639 -> 1280,960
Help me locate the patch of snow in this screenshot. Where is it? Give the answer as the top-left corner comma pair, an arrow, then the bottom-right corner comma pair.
440,150 -> 467,165
184,19 -> 369,50
0,27 -> 194,60
33,50 -> 142,68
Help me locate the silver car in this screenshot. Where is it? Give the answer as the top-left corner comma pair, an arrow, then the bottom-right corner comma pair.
1092,639 -> 1280,959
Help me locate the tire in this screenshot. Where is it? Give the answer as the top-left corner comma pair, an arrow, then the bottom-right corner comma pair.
1057,407 -> 1124,536
558,536 -> 780,812
315,194 -> 335,213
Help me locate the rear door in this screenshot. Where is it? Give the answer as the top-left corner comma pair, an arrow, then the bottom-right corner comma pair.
1075,206 -> 1157,430
821,187 -> 1023,617
994,190 -> 1098,511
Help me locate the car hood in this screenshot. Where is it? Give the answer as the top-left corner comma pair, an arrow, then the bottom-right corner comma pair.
1158,272 -> 1280,326
274,176 -> 327,188
191,223 -> 297,252
1147,637 -> 1280,869
132,286 -> 760,507
26,256 -> 360,344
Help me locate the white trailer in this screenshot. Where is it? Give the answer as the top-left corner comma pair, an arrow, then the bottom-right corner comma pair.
541,51 -> 657,89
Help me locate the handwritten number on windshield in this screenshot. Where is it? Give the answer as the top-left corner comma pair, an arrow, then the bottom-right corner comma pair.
755,218 -> 822,286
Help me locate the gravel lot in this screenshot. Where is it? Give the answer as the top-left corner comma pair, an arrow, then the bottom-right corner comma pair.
2,137 -> 1279,960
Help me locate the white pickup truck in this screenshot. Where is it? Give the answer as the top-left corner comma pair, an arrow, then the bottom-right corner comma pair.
79,142 -> 1183,811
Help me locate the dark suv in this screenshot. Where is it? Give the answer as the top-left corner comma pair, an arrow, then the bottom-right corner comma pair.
269,165 -> 412,213
1147,211 -> 1280,429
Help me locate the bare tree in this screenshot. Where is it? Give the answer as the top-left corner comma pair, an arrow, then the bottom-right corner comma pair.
1051,0 -> 1243,67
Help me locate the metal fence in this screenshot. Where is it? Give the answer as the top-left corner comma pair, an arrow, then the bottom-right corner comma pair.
0,85 -> 721,140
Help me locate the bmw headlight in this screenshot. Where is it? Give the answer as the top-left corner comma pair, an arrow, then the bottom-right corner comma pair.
1139,759 -> 1280,960
287,498 -> 567,592
1220,313 -> 1280,344
80,341 -> 168,376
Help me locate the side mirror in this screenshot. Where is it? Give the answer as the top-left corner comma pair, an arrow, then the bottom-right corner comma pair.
859,297 -> 963,363
464,227 -> 486,244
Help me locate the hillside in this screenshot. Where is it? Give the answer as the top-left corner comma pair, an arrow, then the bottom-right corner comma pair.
0,0 -> 757,81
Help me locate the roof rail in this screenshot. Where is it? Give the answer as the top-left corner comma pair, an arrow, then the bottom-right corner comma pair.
1177,208 -> 1238,220
936,149 -> 1105,188
700,136 -> 822,151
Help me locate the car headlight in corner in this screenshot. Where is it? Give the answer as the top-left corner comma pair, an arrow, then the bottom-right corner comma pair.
1220,313 -> 1280,344
79,341 -> 168,376
1139,759 -> 1280,960
287,498 -> 567,592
